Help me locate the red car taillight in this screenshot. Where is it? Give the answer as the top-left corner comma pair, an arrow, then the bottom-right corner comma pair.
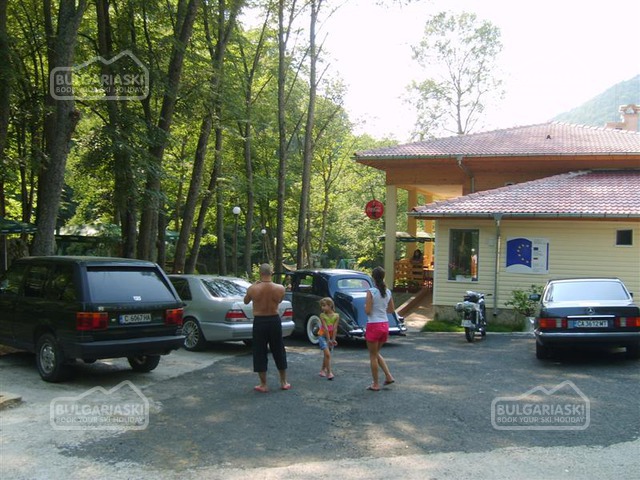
225,309 -> 250,323
282,308 -> 293,320
165,308 -> 184,326
76,312 -> 108,331
538,317 -> 567,329
615,317 -> 640,327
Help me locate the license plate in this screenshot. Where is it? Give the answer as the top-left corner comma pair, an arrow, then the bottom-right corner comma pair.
573,320 -> 608,328
461,320 -> 475,328
119,313 -> 152,324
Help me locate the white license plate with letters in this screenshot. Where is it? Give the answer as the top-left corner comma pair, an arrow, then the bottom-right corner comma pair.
119,313 -> 152,324
573,320 -> 608,328
461,320 -> 475,328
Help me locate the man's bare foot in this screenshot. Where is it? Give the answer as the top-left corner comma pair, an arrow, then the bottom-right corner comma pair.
281,383 -> 291,390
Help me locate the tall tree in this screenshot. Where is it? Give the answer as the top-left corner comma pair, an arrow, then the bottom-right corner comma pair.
31,0 -> 87,256
137,0 -> 200,260
182,0 -> 244,275
95,0 -> 138,257
274,0 -> 298,276
409,11 -> 503,139
295,0 -> 322,269
236,14 -> 272,276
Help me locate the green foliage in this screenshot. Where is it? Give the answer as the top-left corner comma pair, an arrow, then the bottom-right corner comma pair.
409,11 -> 503,138
504,284 -> 544,317
421,320 -> 463,333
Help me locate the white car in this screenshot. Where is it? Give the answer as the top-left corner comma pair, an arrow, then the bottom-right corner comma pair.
169,274 -> 294,351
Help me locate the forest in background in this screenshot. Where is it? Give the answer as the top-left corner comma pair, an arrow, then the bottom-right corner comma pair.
1,0 -> 411,277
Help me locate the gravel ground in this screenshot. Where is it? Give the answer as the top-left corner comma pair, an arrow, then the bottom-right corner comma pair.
0,304 -> 640,480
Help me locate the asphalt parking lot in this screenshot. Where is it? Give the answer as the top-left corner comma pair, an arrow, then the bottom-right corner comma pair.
1,331 -> 639,479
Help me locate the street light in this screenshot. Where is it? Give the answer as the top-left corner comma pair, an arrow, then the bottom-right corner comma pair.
260,228 -> 267,263
232,206 -> 241,276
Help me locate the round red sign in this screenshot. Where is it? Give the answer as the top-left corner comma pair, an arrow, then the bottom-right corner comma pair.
365,199 -> 384,219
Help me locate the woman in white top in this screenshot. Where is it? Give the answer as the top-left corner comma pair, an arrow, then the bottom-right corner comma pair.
364,266 -> 396,391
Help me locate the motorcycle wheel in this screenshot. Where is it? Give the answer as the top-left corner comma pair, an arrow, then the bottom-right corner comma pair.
464,327 -> 475,343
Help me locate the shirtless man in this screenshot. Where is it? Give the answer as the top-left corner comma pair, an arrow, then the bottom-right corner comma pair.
244,263 -> 290,392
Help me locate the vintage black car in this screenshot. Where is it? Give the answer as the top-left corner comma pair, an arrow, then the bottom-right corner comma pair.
531,277 -> 640,360
284,269 -> 406,344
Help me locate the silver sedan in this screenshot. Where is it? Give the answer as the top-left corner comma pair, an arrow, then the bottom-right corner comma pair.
168,274 -> 295,351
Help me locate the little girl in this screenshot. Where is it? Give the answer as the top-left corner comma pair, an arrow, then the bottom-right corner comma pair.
318,297 -> 339,380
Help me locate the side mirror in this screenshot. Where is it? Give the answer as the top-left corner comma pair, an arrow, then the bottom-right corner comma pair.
529,293 -> 541,301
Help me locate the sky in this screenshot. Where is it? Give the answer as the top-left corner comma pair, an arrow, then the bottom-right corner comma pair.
319,0 -> 640,141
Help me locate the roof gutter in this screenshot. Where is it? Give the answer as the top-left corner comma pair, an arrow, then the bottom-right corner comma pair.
456,155 -> 475,193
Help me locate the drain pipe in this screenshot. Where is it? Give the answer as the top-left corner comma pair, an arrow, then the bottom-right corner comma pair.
456,155 -> 475,193
493,213 -> 503,316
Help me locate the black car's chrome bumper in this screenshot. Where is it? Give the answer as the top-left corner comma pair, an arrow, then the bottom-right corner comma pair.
536,330 -> 640,345
344,322 -> 408,339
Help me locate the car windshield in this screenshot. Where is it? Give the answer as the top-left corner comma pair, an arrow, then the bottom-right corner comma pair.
546,281 -> 630,302
202,278 -> 246,298
336,277 -> 372,291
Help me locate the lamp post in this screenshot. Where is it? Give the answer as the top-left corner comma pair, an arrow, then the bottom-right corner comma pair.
232,206 -> 241,276
260,228 -> 267,263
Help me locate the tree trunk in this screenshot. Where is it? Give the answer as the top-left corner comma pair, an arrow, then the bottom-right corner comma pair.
96,0 -> 137,258
275,0 -> 293,275
32,0 -> 87,256
296,0 -> 320,269
173,114 -> 212,273
137,0 -> 199,260
0,0 -> 9,176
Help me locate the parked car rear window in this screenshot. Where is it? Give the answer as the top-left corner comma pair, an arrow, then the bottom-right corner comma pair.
202,278 -> 246,297
547,281 -> 629,302
87,268 -> 176,303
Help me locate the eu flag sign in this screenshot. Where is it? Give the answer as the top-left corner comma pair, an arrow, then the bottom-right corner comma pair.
506,238 -> 532,268
505,237 -> 549,274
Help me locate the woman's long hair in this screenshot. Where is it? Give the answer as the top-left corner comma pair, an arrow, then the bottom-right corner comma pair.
372,266 -> 387,298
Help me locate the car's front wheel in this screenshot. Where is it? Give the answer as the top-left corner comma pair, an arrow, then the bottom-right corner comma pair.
36,333 -> 69,382
182,318 -> 206,351
128,355 -> 161,372
306,315 -> 321,344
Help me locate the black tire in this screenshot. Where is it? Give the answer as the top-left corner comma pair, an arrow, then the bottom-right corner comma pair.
127,354 -> 161,372
242,339 -> 253,347
626,344 -> 640,360
182,318 -> 206,351
464,327 -> 475,343
535,341 -> 552,360
306,315 -> 321,345
36,333 -> 69,382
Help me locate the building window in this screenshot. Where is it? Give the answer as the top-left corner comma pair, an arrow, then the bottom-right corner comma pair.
448,229 -> 479,281
616,230 -> 633,246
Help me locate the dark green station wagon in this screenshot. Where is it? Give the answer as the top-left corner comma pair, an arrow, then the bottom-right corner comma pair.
0,256 -> 184,382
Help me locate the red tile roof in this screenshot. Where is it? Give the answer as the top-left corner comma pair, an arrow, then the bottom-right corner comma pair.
355,123 -> 640,158
411,170 -> 640,218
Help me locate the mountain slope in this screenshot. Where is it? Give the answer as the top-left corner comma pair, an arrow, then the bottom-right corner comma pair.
552,74 -> 640,127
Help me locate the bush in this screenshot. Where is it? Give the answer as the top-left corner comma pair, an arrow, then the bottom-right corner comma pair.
505,284 -> 544,317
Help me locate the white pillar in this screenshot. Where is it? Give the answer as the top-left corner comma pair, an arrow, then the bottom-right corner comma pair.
385,185 -> 397,286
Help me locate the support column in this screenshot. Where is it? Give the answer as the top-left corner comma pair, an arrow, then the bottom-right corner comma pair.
384,185 -> 397,286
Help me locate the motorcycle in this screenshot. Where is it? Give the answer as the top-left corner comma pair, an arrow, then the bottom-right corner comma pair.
455,290 -> 490,342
